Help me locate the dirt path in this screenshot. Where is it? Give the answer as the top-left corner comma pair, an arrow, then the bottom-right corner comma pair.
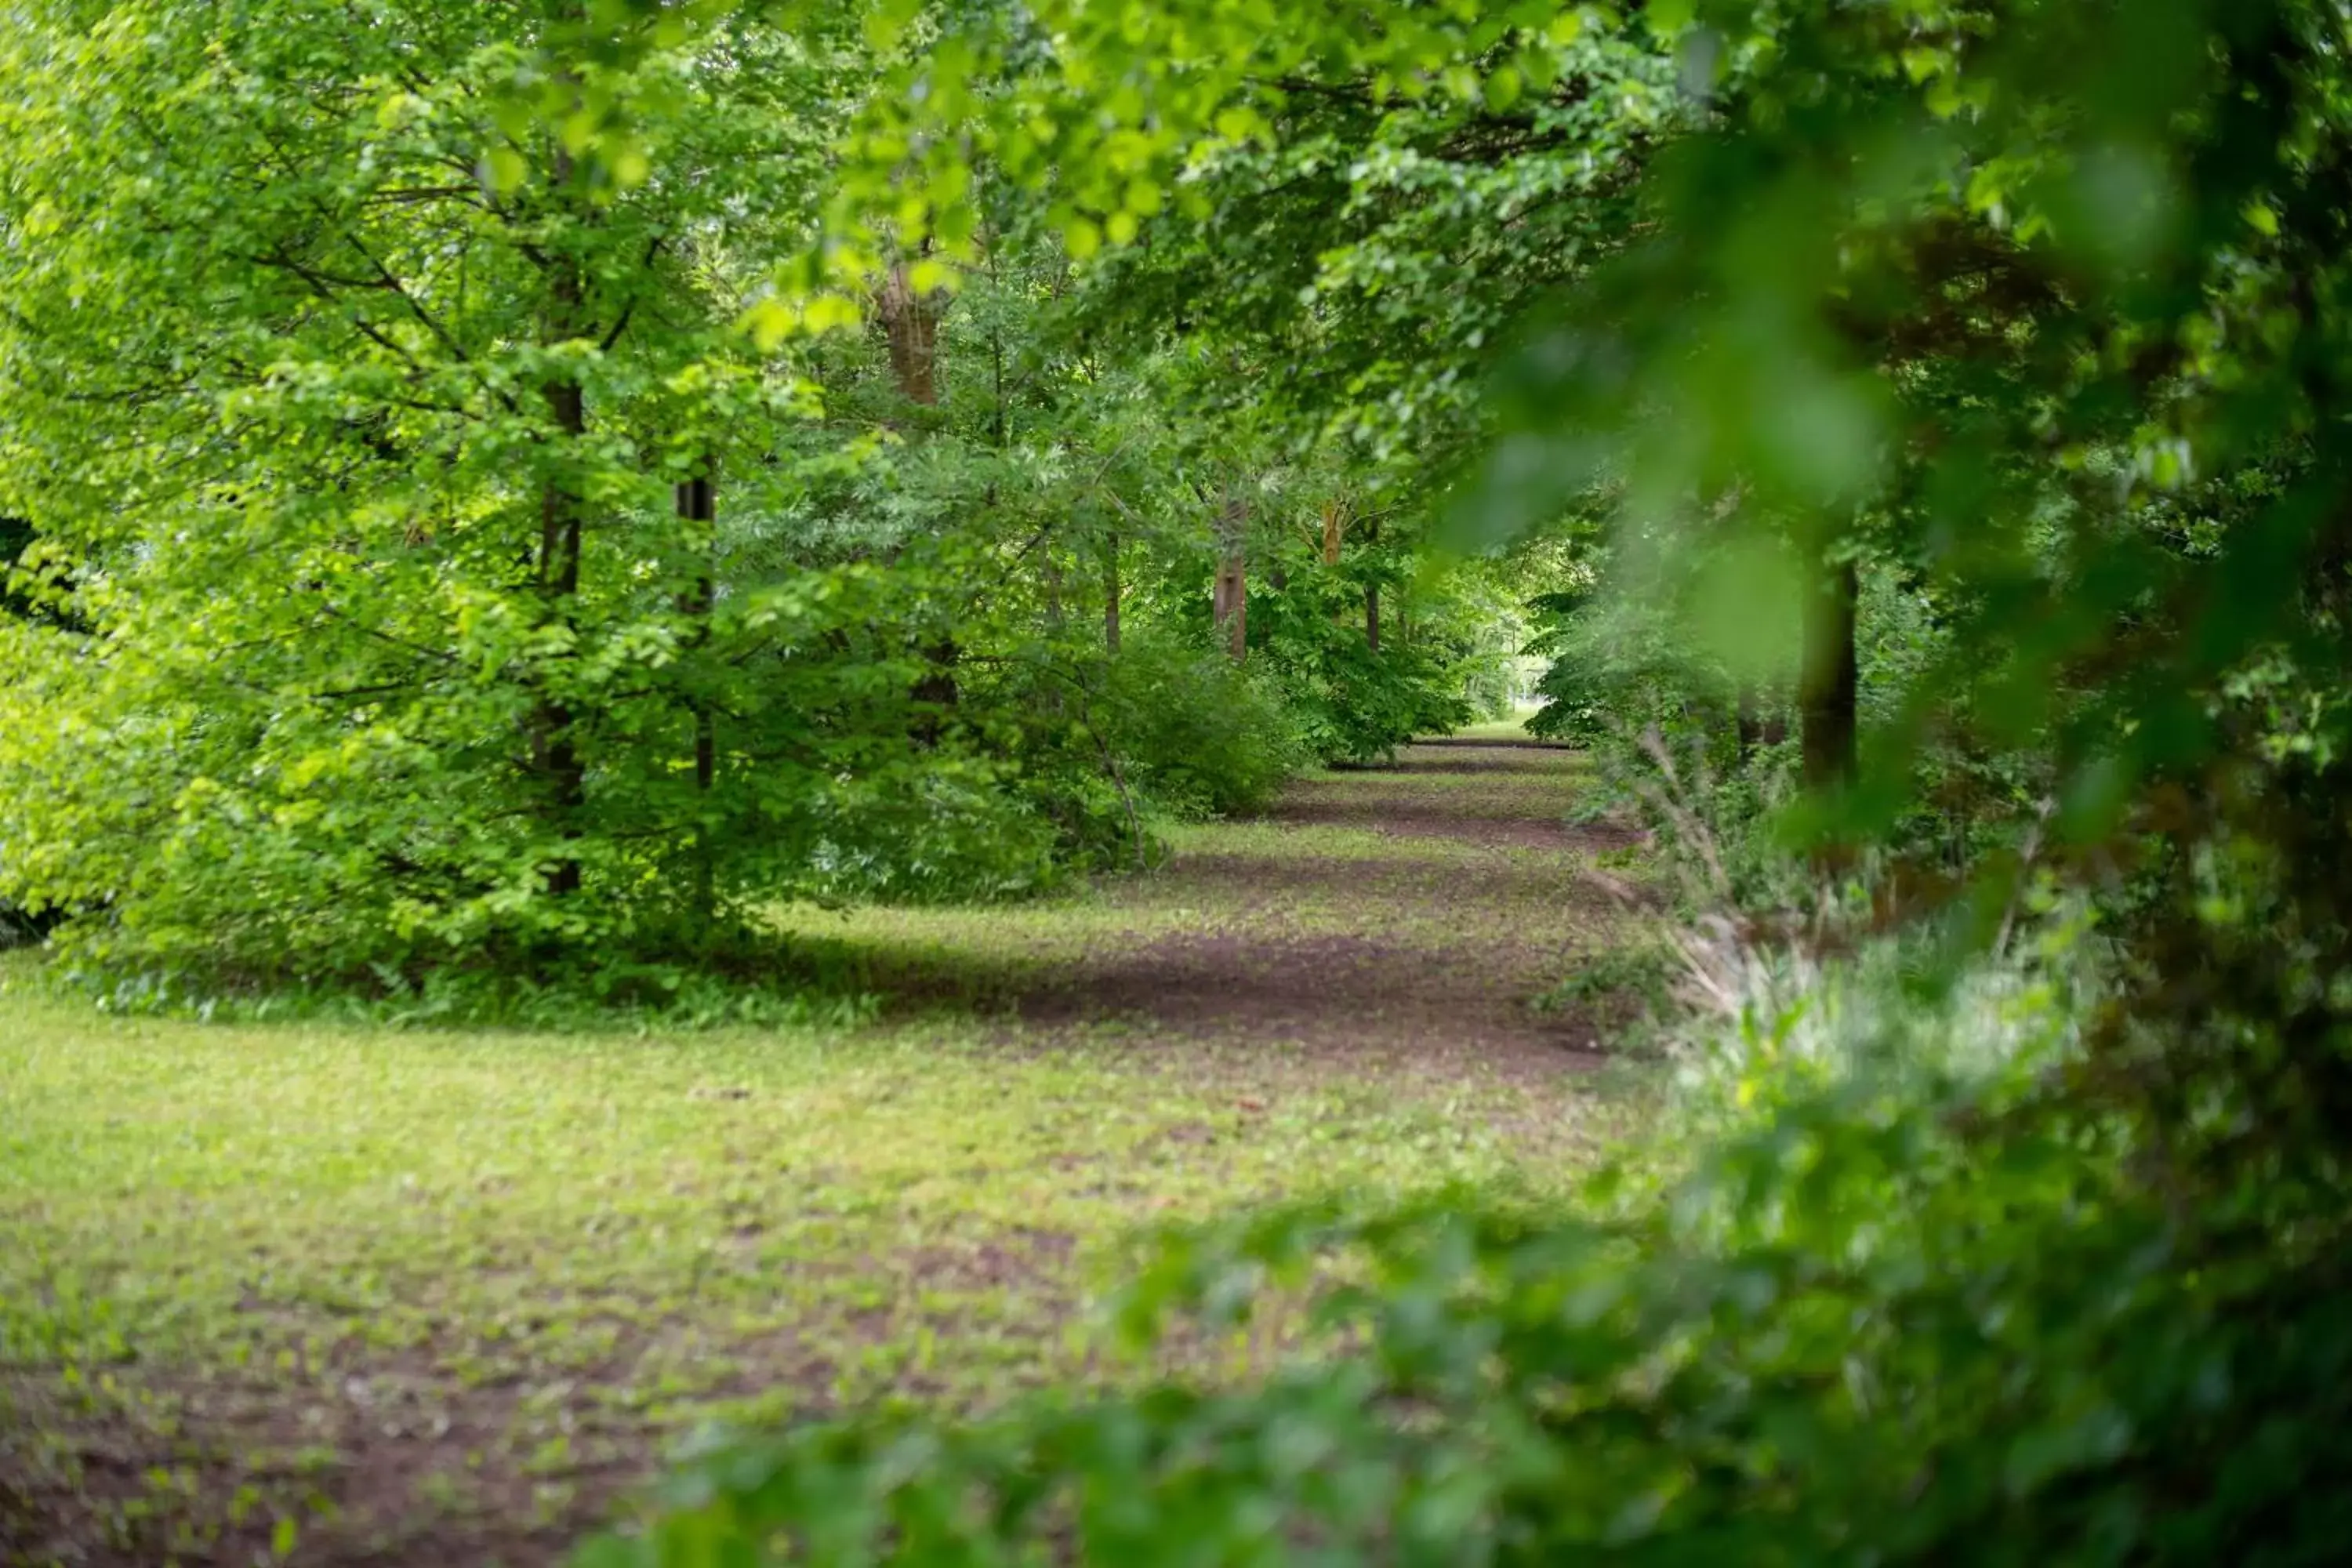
1006,742 -> 1644,1081
776,739 -> 1649,1093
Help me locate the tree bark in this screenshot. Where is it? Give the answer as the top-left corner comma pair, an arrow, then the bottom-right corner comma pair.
877,252 -> 960,738
677,472 -> 717,921
1103,529 -> 1121,652
1801,552 -> 1860,788
1211,488 -> 1248,662
876,259 -> 942,406
1213,554 -> 1247,660
533,152 -> 588,898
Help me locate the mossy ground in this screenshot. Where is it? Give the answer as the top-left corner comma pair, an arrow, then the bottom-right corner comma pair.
1,742 -> 1651,1566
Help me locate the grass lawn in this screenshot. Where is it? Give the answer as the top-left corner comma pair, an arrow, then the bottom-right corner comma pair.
1446,703 -> 1548,742
1,743 -> 1648,1566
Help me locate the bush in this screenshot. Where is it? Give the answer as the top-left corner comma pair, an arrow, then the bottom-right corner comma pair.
1664,898 -> 2107,1127
1241,573 -> 1476,764
1523,586 -> 1720,750
1097,637 -> 1309,819
1270,630 -> 1475,765
0,546 -> 1140,996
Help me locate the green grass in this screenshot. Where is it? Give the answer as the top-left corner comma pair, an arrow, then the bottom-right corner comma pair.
0,746 -> 1647,1565
1446,704 -> 1548,742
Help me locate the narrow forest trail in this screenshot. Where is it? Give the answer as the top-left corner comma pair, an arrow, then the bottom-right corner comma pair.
791,738 -> 1651,1098
1033,742 -> 1645,1075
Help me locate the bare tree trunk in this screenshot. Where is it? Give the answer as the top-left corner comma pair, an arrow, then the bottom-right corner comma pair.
533,143 -> 587,899
1211,488 -> 1249,662
875,260 -> 942,406
1321,500 -> 1345,566
877,253 -> 960,738
1802,552 -> 1860,788
677,471 -> 716,922
1213,554 -> 1247,660
1103,529 -> 1122,652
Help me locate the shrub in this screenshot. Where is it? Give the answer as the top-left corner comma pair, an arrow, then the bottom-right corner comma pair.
1243,575 -> 1476,764
1096,636 -> 1310,820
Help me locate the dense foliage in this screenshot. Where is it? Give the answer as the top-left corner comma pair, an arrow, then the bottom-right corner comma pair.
0,0 -> 1519,1005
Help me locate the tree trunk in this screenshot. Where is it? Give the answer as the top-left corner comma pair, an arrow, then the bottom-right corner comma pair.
677,472 -> 717,922
1211,488 -> 1248,662
1321,501 -> 1345,566
1801,552 -> 1860,788
1213,554 -> 1247,660
1103,529 -> 1121,652
533,158 -> 587,899
876,260 -> 942,407
877,253 -> 960,737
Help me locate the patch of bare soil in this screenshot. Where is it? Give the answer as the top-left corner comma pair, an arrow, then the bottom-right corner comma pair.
1267,789 -> 1638,851
1279,751 -> 1644,851
1016,742 -> 1642,1079
1016,927 -> 1606,1078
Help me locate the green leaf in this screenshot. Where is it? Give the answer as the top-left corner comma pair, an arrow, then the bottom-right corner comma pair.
482,145 -> 528,194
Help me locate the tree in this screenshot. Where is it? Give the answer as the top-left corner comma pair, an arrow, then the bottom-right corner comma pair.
0,0 -> 1044,984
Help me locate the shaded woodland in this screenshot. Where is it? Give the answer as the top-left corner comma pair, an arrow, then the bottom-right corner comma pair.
5,1 -> 2351,1564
